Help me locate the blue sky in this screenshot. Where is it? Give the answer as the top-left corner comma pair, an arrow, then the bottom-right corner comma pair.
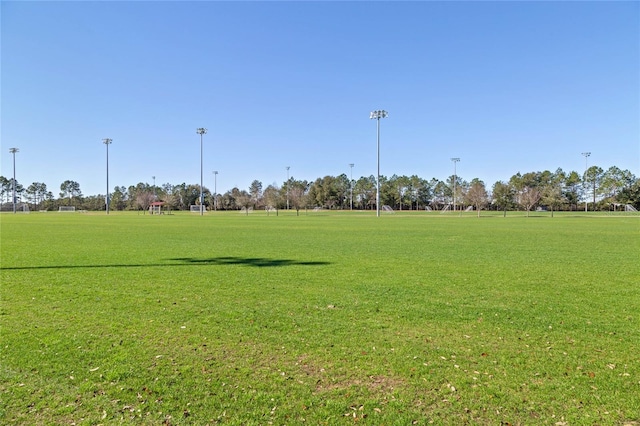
2,1 -> 638,197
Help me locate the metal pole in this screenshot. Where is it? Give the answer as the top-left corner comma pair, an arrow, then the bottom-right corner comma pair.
197,128 -> 207,215
376,118 -> 380,217
10,148 -> 18,213
286,166 -> 290,210
582,152 -> 591,212
213,171 -> 218,211
349,163 -> 354,210
451,158 -> 460,212
102,139 -> 112,214
200,133 -> 203,215
370,110 -> 387,217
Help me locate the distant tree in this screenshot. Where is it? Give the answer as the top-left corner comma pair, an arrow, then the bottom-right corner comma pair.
136,191 -> 155,214
0,176 -> 9,206
431,179 -> 450,210
492,181 -> 515,216
618,178 -> 640,209
249,180 -> 263,207
110,186 -> 127,211
519,187 -> 542,216
263,184 -> 282,215
584,166 -> 604,209
464,179 -> 489,217
235,188 -> 253,215
288,180 -> 309,216
540,184 -> 565,217
59,180 -> 82,206
25,182 -> 48,208
563,170 -> 582,211
353,176 -> 376,210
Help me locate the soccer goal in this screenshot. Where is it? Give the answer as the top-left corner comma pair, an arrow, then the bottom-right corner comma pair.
382,205 -> 395,214
240,207 -> 254,214
190,205 -> 205,213
625,204 -> 638,212
58,206 -> 76,212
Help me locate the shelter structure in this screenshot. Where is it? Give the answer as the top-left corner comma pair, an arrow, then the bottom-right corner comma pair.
150,201 -> 164,215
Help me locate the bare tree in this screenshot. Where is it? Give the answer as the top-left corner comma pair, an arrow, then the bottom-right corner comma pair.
235,189 -> 253,215
519,187 -> 541,217
464,179 -> 488,217
288,180 -> 309,216
263,184 -> 281,215
136,191 -> 155,214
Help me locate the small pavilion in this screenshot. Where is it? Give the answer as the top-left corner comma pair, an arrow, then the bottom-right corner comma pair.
150,201 -> 164,214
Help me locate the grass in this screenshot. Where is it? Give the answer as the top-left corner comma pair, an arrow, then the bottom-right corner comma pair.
1,210 -> 639,425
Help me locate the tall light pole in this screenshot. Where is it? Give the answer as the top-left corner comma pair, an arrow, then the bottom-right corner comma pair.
212,171 -> 218,211
102,139 -> 112,214
349,163 -> 354,210
9,148 -> 18,213
152,175 -> 156,200
286,166 -> 290,210
451,158 -> 460,212
197,128 -> 207,215
370,110 -> 388,217
582,151 -> 591,212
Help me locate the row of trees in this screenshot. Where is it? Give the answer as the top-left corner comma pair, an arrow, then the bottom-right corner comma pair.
1,165 -> 638,213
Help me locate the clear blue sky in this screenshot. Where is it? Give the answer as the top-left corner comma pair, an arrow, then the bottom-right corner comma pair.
2,1 -> 638,197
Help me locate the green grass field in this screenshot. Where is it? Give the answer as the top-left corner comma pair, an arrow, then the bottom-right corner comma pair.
1,211 -> 639,425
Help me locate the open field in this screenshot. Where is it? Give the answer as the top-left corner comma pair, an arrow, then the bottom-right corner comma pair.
1,211 -> 639,425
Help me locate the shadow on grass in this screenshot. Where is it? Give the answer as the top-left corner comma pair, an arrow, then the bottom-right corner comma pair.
169,256 -> 330,267
1,256 -> 331,270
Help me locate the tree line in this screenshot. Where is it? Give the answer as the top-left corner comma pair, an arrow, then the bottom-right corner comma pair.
1,164 -> 638,213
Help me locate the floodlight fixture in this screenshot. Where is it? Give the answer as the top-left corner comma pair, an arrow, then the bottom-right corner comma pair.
197,128 -> 207,215
370,110 -> 388,217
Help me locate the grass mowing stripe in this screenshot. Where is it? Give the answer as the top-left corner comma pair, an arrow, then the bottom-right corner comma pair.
1,212 -> 639,424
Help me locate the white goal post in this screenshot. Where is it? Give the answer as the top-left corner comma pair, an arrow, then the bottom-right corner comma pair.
58,206 -> 76,212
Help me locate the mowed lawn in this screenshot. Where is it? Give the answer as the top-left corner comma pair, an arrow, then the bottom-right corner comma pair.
1,211 -> 638,425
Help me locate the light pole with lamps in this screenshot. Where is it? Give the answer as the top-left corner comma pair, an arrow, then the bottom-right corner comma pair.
102,139 -> 112,214
9,148 -> 18,213
286,166 -> 290,210
152,176 -> 156,200
582,152 -> 591,212
451,158 -> 460,212
370,110 -> 388,217
349,163 -> 354,210
197,128 -> 207,215
213,171 -> 218,210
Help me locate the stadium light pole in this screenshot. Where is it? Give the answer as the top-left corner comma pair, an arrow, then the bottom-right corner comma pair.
213,171 -> 218,210
197,128 -> 207,215
286,166 -> 290,210
9,148 -> 18,214
451,158 -> 460,212
102,139 -> 112,214
370,110 -> 388,217
349,163 -> 354,210
582,152 -> 591,212
152,176 -> 156,200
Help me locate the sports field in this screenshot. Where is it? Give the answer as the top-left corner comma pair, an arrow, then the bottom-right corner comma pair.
1,211 -> 638,425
